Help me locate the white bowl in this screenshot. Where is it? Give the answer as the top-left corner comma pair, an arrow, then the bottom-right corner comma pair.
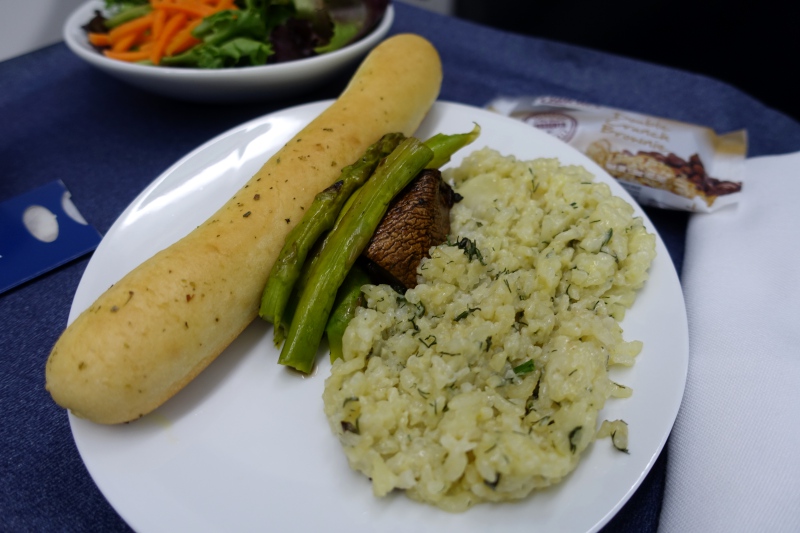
63,1 -> 394,103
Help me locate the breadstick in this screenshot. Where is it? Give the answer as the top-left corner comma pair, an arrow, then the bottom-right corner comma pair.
45,34 -> 443,424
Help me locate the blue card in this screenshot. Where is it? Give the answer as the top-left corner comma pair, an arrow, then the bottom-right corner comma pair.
1,181 -> 103,294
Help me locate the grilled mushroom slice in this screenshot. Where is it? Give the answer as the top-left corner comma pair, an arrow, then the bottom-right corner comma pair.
362,169 -> 460,289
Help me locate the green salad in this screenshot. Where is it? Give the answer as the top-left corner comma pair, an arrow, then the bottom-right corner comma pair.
84,0 -> 390,68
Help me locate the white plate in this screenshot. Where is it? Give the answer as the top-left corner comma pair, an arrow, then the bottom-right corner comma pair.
69,101 -> 688,533
63,1 -> 394,103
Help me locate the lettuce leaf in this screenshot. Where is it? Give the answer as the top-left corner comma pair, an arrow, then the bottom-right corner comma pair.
193,9 -> 268,46
161,38 -> 273,68
313,21 -> 359,54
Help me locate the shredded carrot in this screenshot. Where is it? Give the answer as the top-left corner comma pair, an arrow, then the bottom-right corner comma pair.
150,2 -> 214,18
108,13 -> 155,45
152,8 -> 168,41
111,32 -> 139,53
165,18 -> 203,56
94,0 -> 238,65
150,12 -> 188,65
88,32 -> 111,47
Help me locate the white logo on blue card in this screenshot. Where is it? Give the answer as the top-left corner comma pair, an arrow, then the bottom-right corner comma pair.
1,180 -> 102,294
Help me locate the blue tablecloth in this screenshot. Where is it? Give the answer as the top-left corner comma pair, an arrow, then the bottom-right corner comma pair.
2,3 -> 799,531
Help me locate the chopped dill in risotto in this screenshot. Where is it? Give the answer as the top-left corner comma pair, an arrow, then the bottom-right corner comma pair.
322,148 -> 656,512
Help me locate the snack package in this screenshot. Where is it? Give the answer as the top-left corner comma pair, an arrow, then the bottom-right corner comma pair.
487,96 -> 747,212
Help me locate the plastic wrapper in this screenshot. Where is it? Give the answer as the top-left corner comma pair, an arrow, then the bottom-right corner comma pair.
487,96 -> 747,212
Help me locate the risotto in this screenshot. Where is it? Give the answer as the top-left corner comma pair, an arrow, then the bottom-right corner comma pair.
322,148 -> 656,511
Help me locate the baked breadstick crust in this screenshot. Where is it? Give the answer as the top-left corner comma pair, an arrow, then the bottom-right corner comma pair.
45,34 -> 443,424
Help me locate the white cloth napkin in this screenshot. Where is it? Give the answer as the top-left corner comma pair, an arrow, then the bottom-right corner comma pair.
659,151 -> 800,532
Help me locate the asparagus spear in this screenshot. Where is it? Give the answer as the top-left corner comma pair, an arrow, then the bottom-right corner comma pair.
424,123 -> 481,169
259,133 -> 405,338
278,138 -> 433,373
269,185 -> 363,347
325,264 -> 371,362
